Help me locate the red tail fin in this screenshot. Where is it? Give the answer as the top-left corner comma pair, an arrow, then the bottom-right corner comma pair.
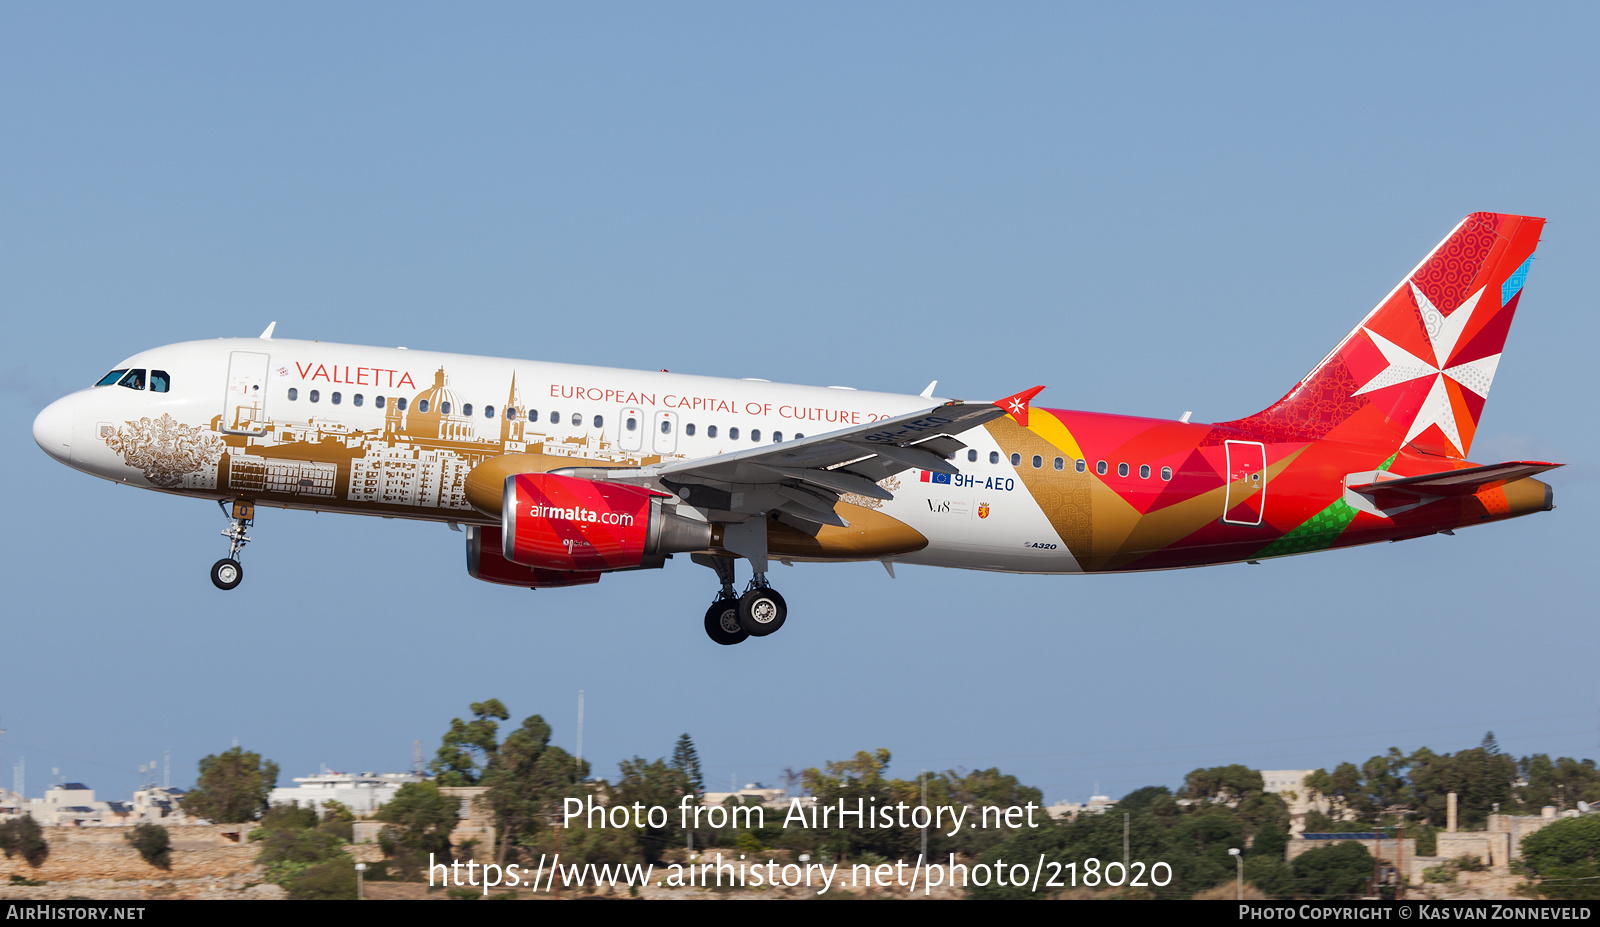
1220,212 -> 1544,457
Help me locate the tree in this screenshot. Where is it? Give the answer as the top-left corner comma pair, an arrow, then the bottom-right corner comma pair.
430,699 -> 509,786
125,823 -> 171,869
671,734 -> 703,796
376,781 -> 458,863
0,816 -> 48,867
1293,841 -> 1374,899
1519,814 -> 1600,901
1180,765 -> 1264,805
479,714 -> 587,865
182,746 -> 279,823
613,756 -> 691,862
251,810 -> 356,900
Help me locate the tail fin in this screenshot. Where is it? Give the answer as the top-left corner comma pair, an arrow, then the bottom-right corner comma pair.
1220,212 -> 1544,458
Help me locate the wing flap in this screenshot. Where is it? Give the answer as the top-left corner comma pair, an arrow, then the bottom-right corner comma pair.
654,399 -> 1007,517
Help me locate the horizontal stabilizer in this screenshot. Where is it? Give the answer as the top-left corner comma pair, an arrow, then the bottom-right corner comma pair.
1347,461 -> 1562,497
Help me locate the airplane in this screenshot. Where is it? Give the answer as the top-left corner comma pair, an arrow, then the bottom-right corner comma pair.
32,211 -> 1559,645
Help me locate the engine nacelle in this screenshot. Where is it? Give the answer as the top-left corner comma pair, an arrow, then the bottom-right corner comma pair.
466,526 -> 601,588
502,473 -> 712,572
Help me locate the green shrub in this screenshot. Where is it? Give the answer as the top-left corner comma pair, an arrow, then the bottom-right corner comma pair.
282,857 -> 356,900
125,823 -> 172,869
0,817 -> 48,867
1423,864 -> 1456,884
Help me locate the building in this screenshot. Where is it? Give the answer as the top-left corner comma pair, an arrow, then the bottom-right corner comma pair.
268,770 -> 423,816
1260,769 -> 1328,835
700,785 -> 789,809
1046,794 -> 1118,820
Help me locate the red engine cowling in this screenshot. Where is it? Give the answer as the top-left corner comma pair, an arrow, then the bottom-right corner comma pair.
502,473 -> 712,571
466,526 -> 602,588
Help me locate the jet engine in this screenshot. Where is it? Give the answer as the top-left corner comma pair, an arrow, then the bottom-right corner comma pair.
502,472 -> 712,572
465,525 -> 602,588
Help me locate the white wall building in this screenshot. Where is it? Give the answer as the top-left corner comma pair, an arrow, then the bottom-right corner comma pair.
269,771 -> 423,816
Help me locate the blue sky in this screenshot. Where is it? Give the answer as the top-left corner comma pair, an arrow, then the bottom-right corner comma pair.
1,3 -> 1595,805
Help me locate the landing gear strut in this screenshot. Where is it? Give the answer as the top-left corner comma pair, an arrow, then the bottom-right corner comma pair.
693,552 -> 787,644
212,499 -> 254,591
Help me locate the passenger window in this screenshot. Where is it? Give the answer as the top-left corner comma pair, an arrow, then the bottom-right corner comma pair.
353,394 -> 363,407
1096,461 -> 1107,475
484,405 -> 493,418
751,429 -> 761,442
730,427 -> 741,440
288,388 -> 298,401
1009,453 -> 1021,466
593,415 -> 603,429
1161,466 -> 1172,481
96,369 -> 129,387
549,410 -> 559,424
707,425 -> 718,438
1054,457 -> 1064,471
311,390 -> 321,403
504,406 -> 514,420
118,369 -> 146,390
416,399 -> 428,412
332,392 -> 342,405
660,419 -> 672,434
773,432 -> 782,442
1075,459 -> 1086,473
1032,455 -> 1042,469
462,403 -> 472,416
989,451 -> 1000,465
150,371 -> 170,393
794,433 -> 804,440
1140,464 -> 1151,479
396,398 -> 407,411
571,412 -> 582,427
626,416 -> 637,432
686,423 -> 696,437
525,409 -> 536,421
440,402 -> 451,414
1118,463 -> 1129,477
967,450 -> 977,462
376,396 -> 386,409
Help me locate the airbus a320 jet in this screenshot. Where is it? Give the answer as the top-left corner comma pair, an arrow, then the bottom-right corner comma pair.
33,212 -> 1559,644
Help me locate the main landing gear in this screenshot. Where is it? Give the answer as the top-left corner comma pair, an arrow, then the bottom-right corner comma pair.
693,553 -> 788,645
211,499 -> 254,591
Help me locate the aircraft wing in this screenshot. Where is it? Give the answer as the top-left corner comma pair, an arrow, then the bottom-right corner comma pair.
1347,461 -> 1563,497
646,400 -> 1009,527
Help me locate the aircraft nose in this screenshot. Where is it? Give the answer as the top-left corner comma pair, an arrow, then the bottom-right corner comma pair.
33,395 -> 75,465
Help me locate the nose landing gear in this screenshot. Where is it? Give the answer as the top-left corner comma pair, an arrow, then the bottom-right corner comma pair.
212,499 -> 254,591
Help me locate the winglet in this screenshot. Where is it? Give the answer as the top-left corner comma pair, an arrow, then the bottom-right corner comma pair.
995,386 -> 1046,427
259,321 -> 277,340
920,380 -> 937,399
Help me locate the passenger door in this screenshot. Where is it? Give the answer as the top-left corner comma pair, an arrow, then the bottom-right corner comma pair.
222,351 -> 271,435
1222,440 -> 1266,526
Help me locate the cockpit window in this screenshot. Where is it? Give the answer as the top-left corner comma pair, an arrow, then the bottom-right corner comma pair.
117,369 -> 146,390
149,370 -> 171,393
96,369 -> 129,387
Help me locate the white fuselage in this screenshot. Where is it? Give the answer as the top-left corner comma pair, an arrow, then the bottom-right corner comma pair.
34,337 -> 1079,574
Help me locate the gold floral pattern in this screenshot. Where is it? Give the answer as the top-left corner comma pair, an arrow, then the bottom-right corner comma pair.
104,414 -> 224,487
840,475 -> 901,511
